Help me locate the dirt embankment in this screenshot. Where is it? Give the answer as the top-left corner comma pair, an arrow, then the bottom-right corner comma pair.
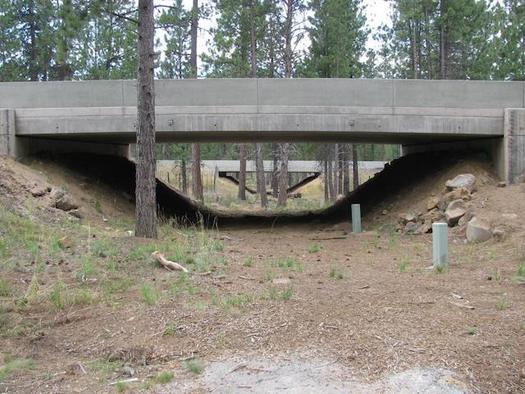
17,151 -> 503,229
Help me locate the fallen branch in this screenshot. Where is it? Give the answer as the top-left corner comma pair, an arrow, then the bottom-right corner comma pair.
109,377 -> 139,385
152,251 -> 188,273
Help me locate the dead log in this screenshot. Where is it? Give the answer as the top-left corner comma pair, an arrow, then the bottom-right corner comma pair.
152,251 -> 188,273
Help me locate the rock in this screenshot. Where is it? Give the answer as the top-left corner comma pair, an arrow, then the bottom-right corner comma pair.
30,186 -> 48,197
398,212 -> 417,225
422,208 -> 445,223
68,209 -> 84,219
492,227 -> 506,242
466,217 -> 491,243
446,174 -> 476,193
403,221 -> 418,235
416,220 -> 432,234
501,213 -> 518,220
121,366 -> 135,377
445,199 -> 466,226
426,197 -> 439,211
55,194 -> 79,211
497,181 -> 506,188
272,278 -> 291,285
50,188 -> 66,201
381,209 -> 388,215
457,210 -> 474,227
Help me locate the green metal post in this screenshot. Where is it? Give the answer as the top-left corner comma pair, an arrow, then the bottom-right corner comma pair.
351,203 -> 362,233
432,222 -> 448,268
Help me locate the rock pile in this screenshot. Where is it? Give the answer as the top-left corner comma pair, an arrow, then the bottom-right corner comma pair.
397,173 -> 501,243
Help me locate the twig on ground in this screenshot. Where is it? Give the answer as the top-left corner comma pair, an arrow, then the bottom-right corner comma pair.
109,378 -> 139,385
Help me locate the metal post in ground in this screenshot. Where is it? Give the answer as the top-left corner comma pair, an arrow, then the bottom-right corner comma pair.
351,203 -> 362,233
432,222 -> 448,268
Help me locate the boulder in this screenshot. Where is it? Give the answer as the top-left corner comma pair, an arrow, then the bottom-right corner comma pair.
446,174 -> 476,193
492,227 -> 506,242
398,212 -> 417,225
457,210 -> 474,228
426,196 -> 439,211
423,208 -> 445,223
30,185 -> 49,197
416,219 -> 432,234
445,199 -> 466,226
68,209 -> 84,219
466,217 -> 491,243
50,188 -> 66,201
55,194 -> 79,211
403,221 -> 418,235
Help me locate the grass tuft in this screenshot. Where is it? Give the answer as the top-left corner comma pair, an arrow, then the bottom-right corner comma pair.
156,371 -> 174,384
140,284 -> 160,306
183,359 -> 203,375
0,358 -> 35,382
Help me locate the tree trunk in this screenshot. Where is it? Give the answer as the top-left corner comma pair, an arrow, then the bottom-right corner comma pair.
342,144 -> 350,194
190,0 -> 203,202
254,143 -> 268,208
439,0 -> 448,79
28,0 -> 38,81
334,143 -> 340,195
323,160 -> 328,203
328,159 -> 335,202
238,144 -> 247,200
277,143 -> 289,206
352,144 -> 359,190
271,143 -> 279,197
135,0 -> 157,238
181,158 -> 188,194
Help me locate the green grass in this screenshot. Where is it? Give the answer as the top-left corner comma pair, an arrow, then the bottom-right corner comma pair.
0,358 -> 35,382
90,239 -> 117,258
217,293 -> 253,310
307,243 -> 322,253
516,262 -> 525,278
268,286 -> 293,301
183,359 -> 203,375
76,256 -> 95,282
433,264 -> 447,274
242,257 -> 253,267
496,295 -> 509,311
88,359 -> 123,381
169,272 -> 198,296
48,281 -> 66,310
163,324 -> 178,336
329,268 -> 344,280
114,381 -> 127,392
103,277 -> 133,295
140,283 -> 160,306
156,371 -> 174,384
398,258 -> 408,273
0,279 -> 12,297
274,257 -> 303,272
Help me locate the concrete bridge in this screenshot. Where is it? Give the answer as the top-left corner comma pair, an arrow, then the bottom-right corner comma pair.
1,79 -> 524,182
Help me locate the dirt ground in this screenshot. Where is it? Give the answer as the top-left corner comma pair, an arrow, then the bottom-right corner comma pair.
1,156 -> 525,393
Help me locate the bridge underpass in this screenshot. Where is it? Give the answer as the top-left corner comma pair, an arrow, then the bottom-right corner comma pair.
1,78 -> 524,183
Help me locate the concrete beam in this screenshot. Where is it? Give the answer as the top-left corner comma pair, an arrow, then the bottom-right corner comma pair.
505,109 -> 525,183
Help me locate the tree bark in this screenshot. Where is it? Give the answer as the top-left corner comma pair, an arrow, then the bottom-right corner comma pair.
238,144 -> 247,200
352,144 -> 359,190
28,0 -> 38,81
254,143 -> 268,208
334,143 -> 340,195
342,144 -> 350,194
439,0 -> 448,79
323,160 -> 328,203
271,143 -> 279,197
181,158 -> 188,194
277,143 -> 289,206
135,0 -> 157,238
190,0 -> 203,202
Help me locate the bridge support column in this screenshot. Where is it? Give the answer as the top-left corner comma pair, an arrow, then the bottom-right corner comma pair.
0,109 -> 16,157
504,109 -> 525,183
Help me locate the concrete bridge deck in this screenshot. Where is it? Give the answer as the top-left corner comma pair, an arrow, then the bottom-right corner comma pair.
1,79 -> 524,182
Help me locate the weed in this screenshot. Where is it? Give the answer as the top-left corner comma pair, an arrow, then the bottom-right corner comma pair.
467,327 -> 477,336
264,269 -> 275,282
268,286 -> 293,301
90,239 -> 116,258
0,358 -> 35,382
496,295 -> 509,311
76,256 -> 95,282
114,381 -> 127,392
492,269 -> 502,281
71,288 -> 96,306
156,371 -> 174,384
104,278 -> 133,295
183,359 -> 203,375
88,359 -> 122,380
140,284 -> 160,306
275,257 -> 303,272
163,324 -> 178,336
207,239 -> 224,252
128,244 -> 157,261
308,243 -> 322,253
516,262 -> 525,278
94,199 -> 102,213
170,272 -> 198,296
398,258 -> 408,273
48,281 -> 66,310
242,257 -> 253,267
0,279 -> 12,297
219,293 -> 253,310
329,268 -> 344,280
433,265 -> 447,274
